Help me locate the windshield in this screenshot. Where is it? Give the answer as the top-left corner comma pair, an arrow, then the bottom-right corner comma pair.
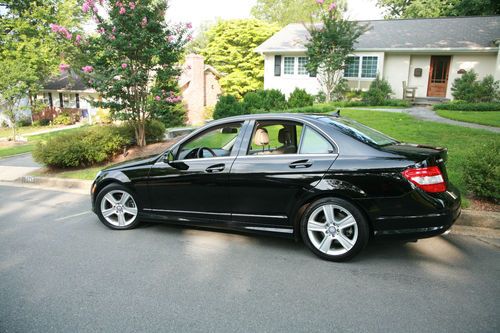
317,116 -> 398,146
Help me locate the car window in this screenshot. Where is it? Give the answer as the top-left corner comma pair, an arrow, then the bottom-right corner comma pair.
247,121 -> 303,155
178,122 -> 243,160
299,126 -> 334,154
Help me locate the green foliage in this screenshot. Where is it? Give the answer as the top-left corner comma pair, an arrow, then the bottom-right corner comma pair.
33,126 -> 128,168
305,2 -> 366,102
433,101 -> 500,111
287,88 -> 314,108
331,78 -> 350,101
451,71 -> 500,102
213,95 -> 246,119
251,0 -> 346,26
156,103 -> 187,128
61,0 -> 189,146
365,76 -> 393,105
377,0 -> 500,19
33,119 -> 51,127
53,113 -> 74,126
199,19 -> 279,98
17,118 -> 32,127
243,89 -> 288,113
462,141 -> 499,201
117,120 -> 166,144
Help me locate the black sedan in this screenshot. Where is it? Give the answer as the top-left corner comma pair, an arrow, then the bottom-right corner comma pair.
91,113 -> 461,261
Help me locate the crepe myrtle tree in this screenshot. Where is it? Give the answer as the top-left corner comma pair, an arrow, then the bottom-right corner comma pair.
51,0 -> 191,146
305,0 -> 366,102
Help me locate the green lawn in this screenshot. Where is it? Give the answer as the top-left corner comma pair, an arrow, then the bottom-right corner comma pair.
30,165 -> 104,180
435,110 -> 500,127
0,126 -> 89,158
341,109 -> 499,205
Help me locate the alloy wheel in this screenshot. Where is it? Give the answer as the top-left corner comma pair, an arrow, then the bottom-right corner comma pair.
100,190 -> 138,227
307,204 -> 358,256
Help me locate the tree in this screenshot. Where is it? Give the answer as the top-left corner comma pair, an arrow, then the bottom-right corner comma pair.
0,0 -> 83,122
305,1 -> 366,102
251,0 -> 347,27
0,58 -> 33,139
199,19 -> 279,99
53,0 -> 190,146
377,0 -> 500,19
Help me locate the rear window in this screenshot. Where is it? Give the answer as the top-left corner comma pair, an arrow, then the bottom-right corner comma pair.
317,116 -> 398,147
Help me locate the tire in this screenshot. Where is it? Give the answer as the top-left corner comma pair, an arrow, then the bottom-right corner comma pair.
95,183 -> 140,230
300,197 -> 369,262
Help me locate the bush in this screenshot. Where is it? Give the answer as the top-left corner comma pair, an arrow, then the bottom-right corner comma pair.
328,99 -> 410,108
451,70 -> 500,102
331,79 -> 350,101
364,76 -> 393,105
117,120 -> 166,144
156,103 -> 186,128
33,126 -> 128,168
287,88 -> 314,108
243,89 -> 288,113
33,119 -> 50,127
53,113 -> 74,125
433,101 -> 500,111
462,141 -> 499,202
17,117 -> 32,127
213,95 -> 246,119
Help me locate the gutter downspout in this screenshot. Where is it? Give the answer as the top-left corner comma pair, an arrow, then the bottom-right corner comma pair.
494,39 -> 500,81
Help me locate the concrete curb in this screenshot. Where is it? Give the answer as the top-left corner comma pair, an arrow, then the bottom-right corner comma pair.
456,209 -> 499,229
17,175 -> 92,192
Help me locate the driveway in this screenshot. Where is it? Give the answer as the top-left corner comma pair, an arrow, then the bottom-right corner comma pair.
0,185 -> 499,332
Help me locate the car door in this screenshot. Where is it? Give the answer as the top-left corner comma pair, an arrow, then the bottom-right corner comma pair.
229,119 -> 338,228
146,121 -> 248,224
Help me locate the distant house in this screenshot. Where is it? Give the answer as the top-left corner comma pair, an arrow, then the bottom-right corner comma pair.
255,16 -> 500,101
34,72 -> 100,122
180,54 -> 222,125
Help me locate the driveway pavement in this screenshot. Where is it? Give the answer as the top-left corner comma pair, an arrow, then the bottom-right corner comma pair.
0,185 -> 499,332
0,154 -> 40,181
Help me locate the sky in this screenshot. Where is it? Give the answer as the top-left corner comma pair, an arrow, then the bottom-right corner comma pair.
166,0 -> 384,30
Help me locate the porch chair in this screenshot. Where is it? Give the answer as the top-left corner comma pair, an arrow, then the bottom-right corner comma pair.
402,81 -> 417,102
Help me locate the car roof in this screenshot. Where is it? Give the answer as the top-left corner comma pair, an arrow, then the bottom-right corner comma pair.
207,112 -> 339,126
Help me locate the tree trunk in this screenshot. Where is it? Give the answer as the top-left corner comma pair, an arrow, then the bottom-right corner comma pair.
28,92 -> 34,125
135,121 -> 146,147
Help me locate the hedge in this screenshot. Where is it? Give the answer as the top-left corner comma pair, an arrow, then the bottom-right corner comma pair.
433,101 -> 500,111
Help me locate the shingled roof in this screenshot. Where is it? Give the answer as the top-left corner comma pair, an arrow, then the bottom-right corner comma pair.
255,16 -> 500,53
43,72 -> 92,91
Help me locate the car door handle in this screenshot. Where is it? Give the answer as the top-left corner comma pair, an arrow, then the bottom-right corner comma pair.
289,159 -> 312,169
205,164 -> 225,173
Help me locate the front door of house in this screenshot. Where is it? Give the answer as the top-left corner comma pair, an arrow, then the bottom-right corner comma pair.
427,56 -> 451,97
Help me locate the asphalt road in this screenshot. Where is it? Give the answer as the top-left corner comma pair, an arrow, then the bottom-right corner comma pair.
0,185 -> 499,333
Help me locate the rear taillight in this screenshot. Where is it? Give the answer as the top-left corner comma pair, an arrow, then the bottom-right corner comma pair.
402,166 -> 446,193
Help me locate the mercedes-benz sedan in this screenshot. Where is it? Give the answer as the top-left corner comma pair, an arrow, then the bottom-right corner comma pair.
91,113 -> 461,261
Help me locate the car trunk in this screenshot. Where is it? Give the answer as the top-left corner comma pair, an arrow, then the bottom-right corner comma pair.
380,143 -> 449,183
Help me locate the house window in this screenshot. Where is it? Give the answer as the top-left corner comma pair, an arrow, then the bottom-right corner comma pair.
284,57 -> 295,75
298,57 -> 309,75
344,56 -> 378,79
344,57 -> 360,78
361,56 -> 378,78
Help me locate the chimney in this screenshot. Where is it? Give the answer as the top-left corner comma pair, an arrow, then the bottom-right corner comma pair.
184,54 -> 205,125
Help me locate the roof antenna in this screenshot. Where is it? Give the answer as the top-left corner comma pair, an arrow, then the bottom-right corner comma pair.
334,108 -> 341,117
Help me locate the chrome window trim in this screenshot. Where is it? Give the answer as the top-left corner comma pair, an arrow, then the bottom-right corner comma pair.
236,153 -> 339,159
144,208 -> 288,220
232,213 -> 287,219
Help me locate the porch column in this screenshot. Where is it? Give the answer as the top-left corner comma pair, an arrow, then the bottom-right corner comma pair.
495,39 -> 500,81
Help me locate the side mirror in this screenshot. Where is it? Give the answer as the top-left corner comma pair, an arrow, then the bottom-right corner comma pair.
166,150 -> 175,163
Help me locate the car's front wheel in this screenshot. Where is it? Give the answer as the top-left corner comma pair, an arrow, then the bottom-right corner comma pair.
300,198 -> 369,261
96,184 -> 140,230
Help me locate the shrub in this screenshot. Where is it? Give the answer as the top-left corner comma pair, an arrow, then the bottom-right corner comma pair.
33,119 -> 51,127
451,70 -> 500,102
156,103 -> 187,128
213,95 -> 246,119
287,88 -> 314,108
315,91 -> 326,103
117,120 -> 166,144
462,141 -> 499,202
331,79 -> 350,101
53,113 -> 74,125
33,126 -> 128,168
95,108 -> 112,124
433,101 -> 500,111
364,76 -> 393,105
243,89 -> 288,113
17,117 -> 32,127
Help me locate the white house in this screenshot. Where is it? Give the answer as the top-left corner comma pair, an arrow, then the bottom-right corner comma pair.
255,16 -> 500,100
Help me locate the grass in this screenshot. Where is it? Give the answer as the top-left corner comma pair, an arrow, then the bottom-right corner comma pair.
30,165 -> 105,180
0,126 -> 88,158
0,125 -> 71,139
340,109 -> 499,205
435,110 -> 500,127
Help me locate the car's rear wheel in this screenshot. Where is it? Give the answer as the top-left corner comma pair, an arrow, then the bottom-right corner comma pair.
96,184 -> 140,230
300,197 -> 369,261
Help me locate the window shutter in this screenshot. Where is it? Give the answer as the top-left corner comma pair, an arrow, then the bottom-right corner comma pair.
59,93 -> 63,108
76,93 -> 80,108
48,92 -> 53,107
274,55 -> 282,76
